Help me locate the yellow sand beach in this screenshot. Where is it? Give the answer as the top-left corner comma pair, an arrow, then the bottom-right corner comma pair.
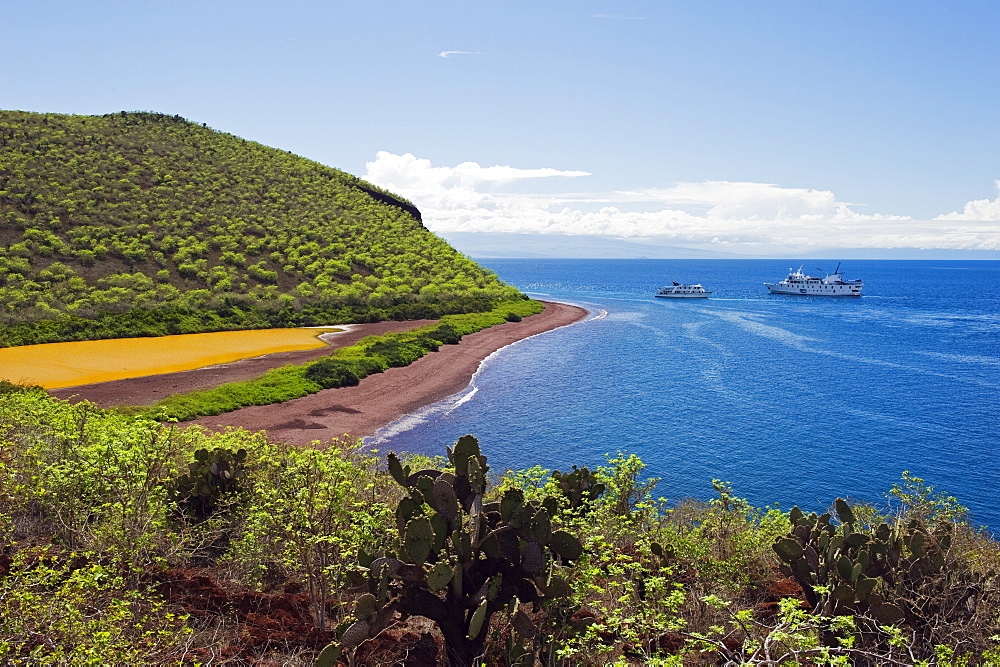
0,328 -> 339,389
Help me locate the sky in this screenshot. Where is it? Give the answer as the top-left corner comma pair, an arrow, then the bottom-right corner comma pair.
3,0 -> 999,257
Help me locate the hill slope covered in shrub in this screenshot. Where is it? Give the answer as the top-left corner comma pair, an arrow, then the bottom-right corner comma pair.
0,110 -> 523,347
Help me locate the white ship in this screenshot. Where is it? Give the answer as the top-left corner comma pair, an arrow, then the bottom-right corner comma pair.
764,264 -> 863,296
655,282 -> 713,298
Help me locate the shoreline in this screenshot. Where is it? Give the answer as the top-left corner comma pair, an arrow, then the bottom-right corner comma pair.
183,300 -> 588,445
49,319 -> 440,407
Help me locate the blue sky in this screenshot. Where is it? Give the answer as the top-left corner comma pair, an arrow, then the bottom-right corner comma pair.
4,0 -> 999,256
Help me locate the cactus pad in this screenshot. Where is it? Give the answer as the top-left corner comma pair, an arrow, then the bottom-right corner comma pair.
354,592 -> 377,619
426,561 -> 454,592
467,598 -> 488,640
551,530 -> 583,561
403,517 -> 434,564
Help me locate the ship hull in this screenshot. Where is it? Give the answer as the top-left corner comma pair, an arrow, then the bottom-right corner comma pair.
655,293 -> 712,298
764,264 -> 863,296
765,284 -> 861,296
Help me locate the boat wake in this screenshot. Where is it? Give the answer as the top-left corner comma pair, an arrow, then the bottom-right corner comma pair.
708,310 -> 998,389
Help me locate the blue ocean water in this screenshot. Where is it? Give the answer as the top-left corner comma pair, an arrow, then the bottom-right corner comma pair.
370,260 -> 1000,531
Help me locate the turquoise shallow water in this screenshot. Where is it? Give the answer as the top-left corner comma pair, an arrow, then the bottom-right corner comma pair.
370,259 -> 1000,531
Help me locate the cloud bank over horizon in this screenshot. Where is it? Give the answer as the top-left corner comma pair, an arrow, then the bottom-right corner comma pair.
364,152 -> 1000,253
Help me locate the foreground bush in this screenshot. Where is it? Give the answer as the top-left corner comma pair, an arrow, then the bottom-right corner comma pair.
0,549 -> 189,664
1,387 -> 998,663
327,436 -> 585,667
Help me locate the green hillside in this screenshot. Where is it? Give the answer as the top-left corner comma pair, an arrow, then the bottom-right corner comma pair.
0,110 -> 523,347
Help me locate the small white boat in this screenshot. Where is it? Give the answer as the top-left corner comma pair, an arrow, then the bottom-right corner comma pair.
655,282 -> 713,298
764,263 -> 863,296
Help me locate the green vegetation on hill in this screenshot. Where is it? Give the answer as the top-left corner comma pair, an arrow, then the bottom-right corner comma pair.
0,110 -> 523,347
1,385 -> 998,664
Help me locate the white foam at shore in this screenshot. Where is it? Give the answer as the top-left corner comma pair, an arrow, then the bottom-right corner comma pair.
364,301 -> 597,447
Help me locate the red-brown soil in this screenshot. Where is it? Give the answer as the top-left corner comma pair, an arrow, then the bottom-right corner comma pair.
152,567 -> 445,664
184,301 -> 587,444
50,301 -> 589,444
152,567 -> 333,662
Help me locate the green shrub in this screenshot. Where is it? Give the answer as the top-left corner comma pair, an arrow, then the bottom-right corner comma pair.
363,336 -> 433,367
427,323 -> 461,344
304,358 -> 364,388
0,390 -> 998,664
0,380 -> 42,396
139,299 -> 543,421
0,549 -> 192,664
225,438 -> 395,629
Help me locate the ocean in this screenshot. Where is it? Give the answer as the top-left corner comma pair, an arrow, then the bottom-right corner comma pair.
369,259 -> 1000,531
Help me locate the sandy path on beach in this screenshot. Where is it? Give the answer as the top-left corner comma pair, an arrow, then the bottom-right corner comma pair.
183,301 -> 588,444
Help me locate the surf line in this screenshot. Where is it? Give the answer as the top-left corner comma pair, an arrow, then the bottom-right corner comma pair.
364,301 -> 595,446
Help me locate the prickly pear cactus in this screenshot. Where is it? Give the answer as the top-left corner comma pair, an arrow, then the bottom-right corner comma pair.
772,498 -> 963,643
338,435 -> 584,667
551,465 -> 606,511
172,447 -> 247,520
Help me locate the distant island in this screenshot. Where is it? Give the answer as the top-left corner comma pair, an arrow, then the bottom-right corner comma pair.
440,231 -> 1000,260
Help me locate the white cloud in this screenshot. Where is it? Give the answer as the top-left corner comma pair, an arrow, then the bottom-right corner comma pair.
363,151 -> 588,202
626,181 -> 843,219
438,50 -> 481,58
363,152 -> 1000,252
935,180 -> 1000,221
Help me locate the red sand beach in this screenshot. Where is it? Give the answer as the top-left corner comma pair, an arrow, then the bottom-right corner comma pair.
51,301 -> 588,444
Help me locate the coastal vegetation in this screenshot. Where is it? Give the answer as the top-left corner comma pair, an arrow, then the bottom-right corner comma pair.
2,384 -> 998,664
0,110 -> 523,348
136,298 -> 543,422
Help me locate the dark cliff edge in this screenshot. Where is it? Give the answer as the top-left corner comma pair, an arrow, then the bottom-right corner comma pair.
349,181 -> 422,223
